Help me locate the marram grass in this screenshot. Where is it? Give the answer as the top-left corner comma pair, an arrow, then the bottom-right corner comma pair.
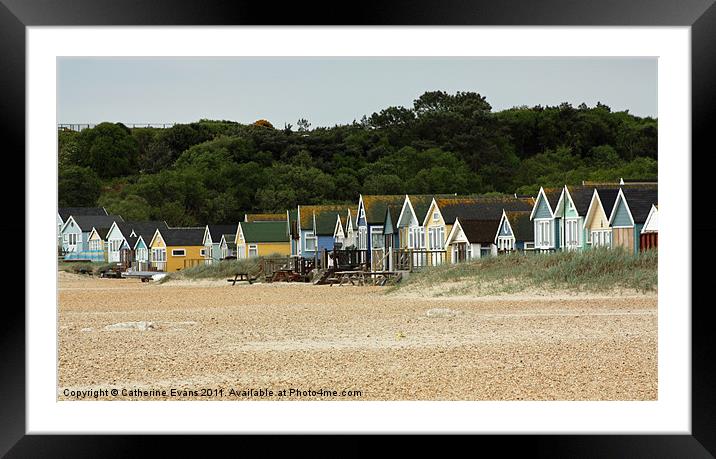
389,248 -> 657,296
58,261 -> 115,275
157,258 -> 264,283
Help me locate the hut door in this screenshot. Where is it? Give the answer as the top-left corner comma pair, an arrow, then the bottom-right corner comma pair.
456,243 -> 467,262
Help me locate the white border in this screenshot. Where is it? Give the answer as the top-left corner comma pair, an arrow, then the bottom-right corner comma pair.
28,27 -> 690,434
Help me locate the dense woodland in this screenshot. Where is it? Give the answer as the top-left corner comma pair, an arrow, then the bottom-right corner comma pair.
58,91 -> 657,225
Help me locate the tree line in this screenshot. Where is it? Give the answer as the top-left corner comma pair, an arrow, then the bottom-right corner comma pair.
58,90 -> 657,225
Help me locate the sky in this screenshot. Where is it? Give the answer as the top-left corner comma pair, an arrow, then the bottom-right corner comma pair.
57,57 -> 657,127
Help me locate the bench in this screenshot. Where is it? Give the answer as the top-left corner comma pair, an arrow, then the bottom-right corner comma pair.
227,272 -> 256,285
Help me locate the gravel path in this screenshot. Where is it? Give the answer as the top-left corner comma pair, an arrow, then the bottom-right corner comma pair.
58,273 -> 657,401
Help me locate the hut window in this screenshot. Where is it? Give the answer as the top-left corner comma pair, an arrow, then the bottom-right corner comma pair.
200,249 -> 207,257
565,219 -> 580,246
428,227 -> 444,250
370,226 -> 384,249
248,245 -> 258,257
537,220 -> 551,247
358,227 -> 367,250
172,249 -> 186,256
152,248 -> 166,262
432,211 -> 439,222
305,232 -> 317,251
68,233 -> 77,246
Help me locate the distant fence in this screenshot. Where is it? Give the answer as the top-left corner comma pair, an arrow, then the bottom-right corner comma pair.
58,123 -> 176,132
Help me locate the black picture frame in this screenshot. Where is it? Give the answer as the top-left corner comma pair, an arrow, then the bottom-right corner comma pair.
4,0 -> 712,455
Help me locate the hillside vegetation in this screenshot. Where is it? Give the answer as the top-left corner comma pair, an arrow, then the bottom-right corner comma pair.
389,248 -> 658,297
59,91 -> 657,225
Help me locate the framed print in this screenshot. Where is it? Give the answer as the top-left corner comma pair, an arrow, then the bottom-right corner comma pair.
3,0 -> 713,455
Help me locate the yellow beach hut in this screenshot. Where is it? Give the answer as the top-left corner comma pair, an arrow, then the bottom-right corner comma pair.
149,227 -> 205,272
235,221 -> 291,258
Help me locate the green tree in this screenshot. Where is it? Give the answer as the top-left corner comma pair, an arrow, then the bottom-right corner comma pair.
363,174 -> 404,194
77,123 -> 139,178
58,130 -> 81,169
58,166 -> 102,207
99,194 -> 152,221
589,145 -> 621,168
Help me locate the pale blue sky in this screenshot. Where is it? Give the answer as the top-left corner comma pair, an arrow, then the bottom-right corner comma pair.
57,57 -> 657,126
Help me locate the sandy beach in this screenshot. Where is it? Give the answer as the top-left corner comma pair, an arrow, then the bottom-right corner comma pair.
58,272 -> 657,400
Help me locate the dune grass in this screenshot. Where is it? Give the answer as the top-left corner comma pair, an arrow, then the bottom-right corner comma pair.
157,258 -> 265,283
389,248 -> 657,296
58,261 -> 115,275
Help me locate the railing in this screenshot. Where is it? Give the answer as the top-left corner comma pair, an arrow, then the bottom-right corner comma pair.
392,249 -> 446,272
130,261 -> 151,272
58,123 -> 176,132
370,248 -> 393,271
327,249 -> 365,271
183,259 -> 204,269
149,261 -> 166,272
261,257 -> 293,278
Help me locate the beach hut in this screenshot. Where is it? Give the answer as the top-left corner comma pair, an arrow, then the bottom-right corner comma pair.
495,210 -> 534,252
609,188 -> 659,254
333,213 -> 346,248
552,186 -> 595,251
203,224 -> 237,264
396,195 -> 433,251
60,214 -> 123,260
86,226 -> 111,262
376,201 -> 403,270
445,218 -> 501,262
296,204 -> 350,260
640,205 -> 658,251
235,221 -> 291,258
424,195 -> 534,265
132,236 -> 150,271
149,227 -> 205,272
583,188 -> 620,249
219,233 -> 237,259
356,195 -> 406,268
343,208 -> 357,249
57,207 -> 108,250
530,187 -> 563,252
106,221 -> 168,265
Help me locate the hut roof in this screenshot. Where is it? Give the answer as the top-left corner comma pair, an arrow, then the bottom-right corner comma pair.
361,195 -> 406,225
159,227 -> 205,246
621,188 -> 659,223
239,221 -> 289,243
437,196 -> 534,222
504,211 -> 533,241
459,219 -> 502,244
207,224 -> 237,241
69,215 -> 123,232
91,226 -> 111,240
115,220 -> 168,244
299,205 -> 351,235
58,207 -> 107,221
245,213 -> 287,222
